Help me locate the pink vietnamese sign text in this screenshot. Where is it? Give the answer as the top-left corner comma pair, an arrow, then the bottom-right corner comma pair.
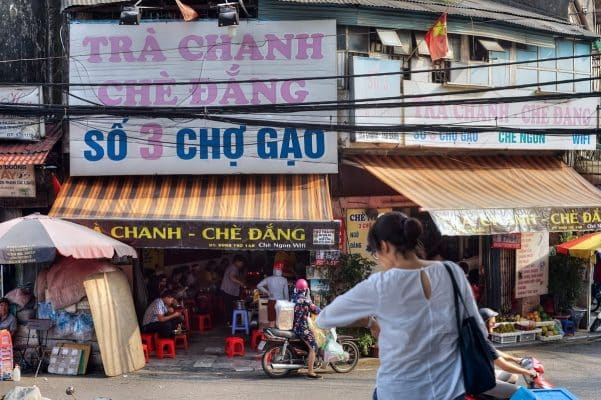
68,20 -> 338,176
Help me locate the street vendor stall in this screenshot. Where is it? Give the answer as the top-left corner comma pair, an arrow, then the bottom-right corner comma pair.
555,232 -> 601,330
0,213 -> 141,377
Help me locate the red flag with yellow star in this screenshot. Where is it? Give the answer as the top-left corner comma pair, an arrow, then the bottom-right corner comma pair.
424,13 -> 449,61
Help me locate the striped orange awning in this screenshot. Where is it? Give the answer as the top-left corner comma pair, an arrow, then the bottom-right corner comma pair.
49,174 -> 338,250
352,155 -> 601,235
50,174 -> 333,221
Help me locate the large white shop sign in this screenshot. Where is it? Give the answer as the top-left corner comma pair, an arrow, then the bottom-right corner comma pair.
403,80 -> 597,150
0,86 -> 45,141
68,21 -> 338,175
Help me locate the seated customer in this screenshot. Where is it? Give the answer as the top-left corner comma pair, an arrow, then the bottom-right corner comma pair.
142,290 -> 183,338
0,298 -> 17,337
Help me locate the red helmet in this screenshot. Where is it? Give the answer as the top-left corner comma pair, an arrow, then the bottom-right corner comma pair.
295,279 -> 309,291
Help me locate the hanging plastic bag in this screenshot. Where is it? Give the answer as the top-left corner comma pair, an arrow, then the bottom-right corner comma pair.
323,333 -> 348,363
307,316 -> 329,349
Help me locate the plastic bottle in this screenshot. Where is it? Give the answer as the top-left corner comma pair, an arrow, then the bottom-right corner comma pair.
12,365 -> 20,381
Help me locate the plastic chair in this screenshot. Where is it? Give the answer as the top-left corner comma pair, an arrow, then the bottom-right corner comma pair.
562,320 -> 575,336
232,309 -> 250,335
174,333 -> 189,350
141,333 -> 154,352
250,329 -> 265,350
155,337 -> 176,359
191,313 -> 213,332
224,336 -> 245,358
142,343 -> 150,363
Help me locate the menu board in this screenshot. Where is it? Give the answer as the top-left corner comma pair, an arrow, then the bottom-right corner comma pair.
515,232 -> 549,298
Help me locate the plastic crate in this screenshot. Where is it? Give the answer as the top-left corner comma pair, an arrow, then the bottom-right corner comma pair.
537,334 -> 564,342
490,332 -> 519,344
518,329 -> 541,342
510,387 -> 578,399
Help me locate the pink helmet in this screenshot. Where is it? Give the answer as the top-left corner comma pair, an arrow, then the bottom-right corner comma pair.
295,279 -> 309,291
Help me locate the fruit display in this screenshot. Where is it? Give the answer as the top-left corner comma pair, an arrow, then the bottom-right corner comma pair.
527,305 -> 552,323
515,320 -> 537,331
493,323 -> 516,334
540,324 -> 561,337
497,314 -> 528,322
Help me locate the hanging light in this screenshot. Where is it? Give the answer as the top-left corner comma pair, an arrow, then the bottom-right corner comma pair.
218,4 -> 239,27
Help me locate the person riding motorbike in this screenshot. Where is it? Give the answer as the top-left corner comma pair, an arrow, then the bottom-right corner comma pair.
480,308 -> 538,399
292,279 -> 322,379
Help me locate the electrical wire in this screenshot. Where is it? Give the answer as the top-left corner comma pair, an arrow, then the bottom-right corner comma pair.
12,53 -> 593,88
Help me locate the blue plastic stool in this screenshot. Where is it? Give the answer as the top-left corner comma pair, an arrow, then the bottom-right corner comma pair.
561,320 -> 575,336
232,309 -> 250,335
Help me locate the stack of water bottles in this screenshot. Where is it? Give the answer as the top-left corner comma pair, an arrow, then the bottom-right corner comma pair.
0,329 -> 13,380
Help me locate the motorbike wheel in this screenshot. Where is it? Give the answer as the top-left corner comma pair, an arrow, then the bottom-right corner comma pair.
592,296 -> 600,313
330,341 -> 360,373
261,345 -> 293,378
590,317 -> 601,333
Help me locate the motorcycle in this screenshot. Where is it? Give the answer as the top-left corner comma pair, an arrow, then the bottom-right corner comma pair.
259,327 -> 360,378
465,357 -> 552,400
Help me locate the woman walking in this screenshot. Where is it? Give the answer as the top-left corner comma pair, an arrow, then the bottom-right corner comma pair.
316,212 -> 485,399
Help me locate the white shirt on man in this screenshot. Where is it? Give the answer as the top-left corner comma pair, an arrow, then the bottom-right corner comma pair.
257,275 -> 289,300
316,261 -> 485,400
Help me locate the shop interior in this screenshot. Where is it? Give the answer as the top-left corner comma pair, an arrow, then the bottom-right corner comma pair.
141,248 -> 312,331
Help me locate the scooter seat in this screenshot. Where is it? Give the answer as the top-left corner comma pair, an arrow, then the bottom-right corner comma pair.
265,327 -> 299,339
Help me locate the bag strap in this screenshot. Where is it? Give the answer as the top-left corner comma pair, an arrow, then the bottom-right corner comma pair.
444,262 -> 469,332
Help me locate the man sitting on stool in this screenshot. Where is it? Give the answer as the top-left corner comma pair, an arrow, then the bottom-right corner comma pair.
142,290 -> 183,338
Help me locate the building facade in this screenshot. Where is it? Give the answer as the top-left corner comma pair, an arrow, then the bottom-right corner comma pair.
43,0 -> 601,318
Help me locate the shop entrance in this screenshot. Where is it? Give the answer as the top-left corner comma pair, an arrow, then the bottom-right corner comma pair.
141,248 -> 311,341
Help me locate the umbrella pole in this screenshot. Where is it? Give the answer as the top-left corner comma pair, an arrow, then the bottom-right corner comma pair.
0,265 -> 3,298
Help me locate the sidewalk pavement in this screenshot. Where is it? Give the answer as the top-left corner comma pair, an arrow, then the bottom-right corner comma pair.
142,326 -> 381,375
143,326 -> 601,375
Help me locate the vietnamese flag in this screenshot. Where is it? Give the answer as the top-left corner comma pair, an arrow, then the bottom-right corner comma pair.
424,13 -> 449,61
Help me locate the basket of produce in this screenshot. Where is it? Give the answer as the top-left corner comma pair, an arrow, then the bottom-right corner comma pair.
491,323 -> 520,344
497,314 -> 529,323
515,320 -> 537,331
537,321 -> 563,341
526,305 -> 553,324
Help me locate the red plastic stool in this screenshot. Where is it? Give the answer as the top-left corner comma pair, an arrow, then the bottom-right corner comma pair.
155,337 -> 176,359
250,329 -> 265,350
174,333 -> 189,350
141,333 -> 154,352
192,313 -> 213,332
224,336 -> 245,358
142,343 -> 150,363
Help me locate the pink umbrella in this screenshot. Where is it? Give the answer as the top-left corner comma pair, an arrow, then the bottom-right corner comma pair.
0,213 -> 137,264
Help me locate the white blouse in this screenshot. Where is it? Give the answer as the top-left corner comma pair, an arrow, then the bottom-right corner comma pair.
316,261 -> 485,400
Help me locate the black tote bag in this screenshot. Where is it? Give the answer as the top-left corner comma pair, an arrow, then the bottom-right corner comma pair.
444,262 -> 496,395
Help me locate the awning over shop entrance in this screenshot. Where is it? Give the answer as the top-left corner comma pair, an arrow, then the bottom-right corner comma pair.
49,175 -> 339,250
351,155 -> 601,236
